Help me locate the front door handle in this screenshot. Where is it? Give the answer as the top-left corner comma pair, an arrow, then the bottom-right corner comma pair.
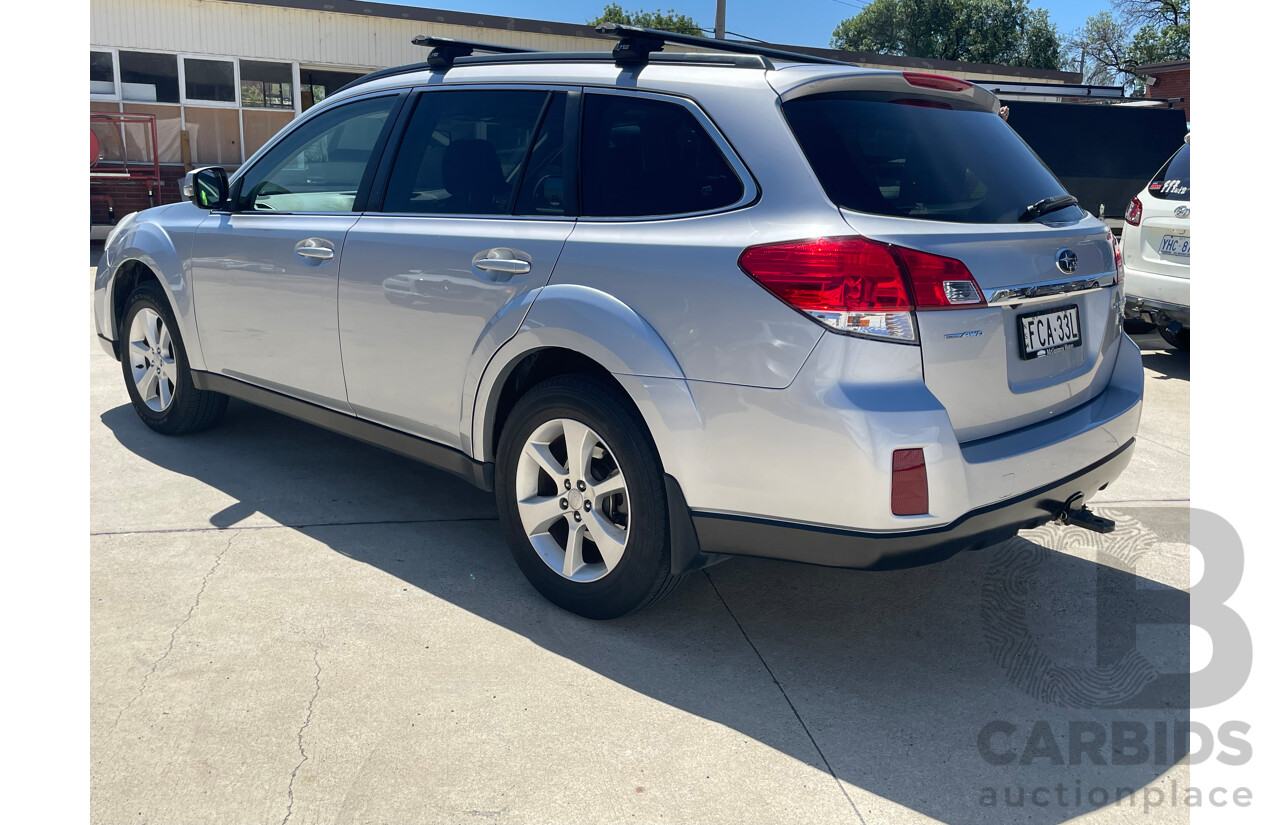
474,258 -> 531,275
295,238 -> 336,261
472,247 -> 532,278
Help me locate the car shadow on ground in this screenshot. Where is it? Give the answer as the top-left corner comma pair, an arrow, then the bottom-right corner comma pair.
1132,332 -> 1189,381
98,400 -> 1190,825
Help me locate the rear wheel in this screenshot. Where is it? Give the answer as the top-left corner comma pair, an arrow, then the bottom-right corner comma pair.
120,281 -> 228,434
1158,324 -> 1190,350
495,375 -> 680,619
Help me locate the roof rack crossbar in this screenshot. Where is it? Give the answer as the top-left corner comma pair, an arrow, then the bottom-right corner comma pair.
594,22 -> 853,68
411,35 -> 537,69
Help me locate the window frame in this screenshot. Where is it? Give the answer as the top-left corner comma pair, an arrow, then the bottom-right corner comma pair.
180,55 -> 239,108
90,48 -> 120,100
238,59 -> 296,111
225,89 -> 408,216
366,84 -> 581,221
576,87 -> 758,222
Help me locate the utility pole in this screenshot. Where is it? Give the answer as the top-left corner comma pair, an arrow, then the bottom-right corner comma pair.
715,0 -> 726,39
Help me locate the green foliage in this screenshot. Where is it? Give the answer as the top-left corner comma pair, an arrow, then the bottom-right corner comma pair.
590,3 -> 702,36
830,0 -> 1063,70
1064,1 -> 1189,95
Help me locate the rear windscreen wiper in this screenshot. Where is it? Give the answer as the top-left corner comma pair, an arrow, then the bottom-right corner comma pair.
1019,194 -> 1078,222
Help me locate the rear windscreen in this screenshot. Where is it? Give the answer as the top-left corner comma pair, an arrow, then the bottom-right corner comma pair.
783,92 -> 1085,224
1148,144 -> 1189,200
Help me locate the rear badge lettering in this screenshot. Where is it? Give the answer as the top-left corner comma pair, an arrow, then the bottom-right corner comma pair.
944,330 -> 983,339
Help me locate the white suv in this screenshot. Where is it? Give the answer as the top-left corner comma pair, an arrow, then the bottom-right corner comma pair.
1121,135 -> 1190,349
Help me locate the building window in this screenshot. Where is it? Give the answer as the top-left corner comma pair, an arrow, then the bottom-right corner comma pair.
119,51 -> 179,103
184,58 -> 236,104
90,51 -> 115,96
240,60 -> 293,109
299,68 -> 365,111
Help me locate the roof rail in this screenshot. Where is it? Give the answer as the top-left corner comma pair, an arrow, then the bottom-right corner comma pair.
594,22 -> 854,67
411,35 -> 537,69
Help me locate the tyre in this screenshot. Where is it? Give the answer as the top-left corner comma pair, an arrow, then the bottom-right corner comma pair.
1123,318 -> 1156,335
120,281 -> 228,435
494,374 -> 681,619
1158,324 -> 1190,351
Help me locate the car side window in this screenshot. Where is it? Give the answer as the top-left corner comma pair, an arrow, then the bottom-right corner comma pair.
580,93 -> 744,218
236,94 -> 398,213
382,89 -> 556,215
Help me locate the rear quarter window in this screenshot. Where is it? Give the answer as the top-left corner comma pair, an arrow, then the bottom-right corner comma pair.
783,92 -> 1084,224
1148,144 -> 1190,201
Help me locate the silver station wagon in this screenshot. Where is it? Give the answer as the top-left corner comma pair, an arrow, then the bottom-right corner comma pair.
94,27 -> 1143,618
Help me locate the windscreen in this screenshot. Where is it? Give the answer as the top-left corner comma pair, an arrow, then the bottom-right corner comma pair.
783,92 -> 1085,224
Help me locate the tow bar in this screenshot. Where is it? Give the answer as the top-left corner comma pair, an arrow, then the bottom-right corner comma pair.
1057,493 -> 1116,534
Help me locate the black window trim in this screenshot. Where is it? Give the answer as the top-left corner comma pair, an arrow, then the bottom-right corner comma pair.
576,86 -> 759,222
366,83 -> 582,221
222,89 -> 408,216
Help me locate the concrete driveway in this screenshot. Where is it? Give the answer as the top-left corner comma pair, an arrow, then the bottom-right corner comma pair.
90,271 -> 1191,825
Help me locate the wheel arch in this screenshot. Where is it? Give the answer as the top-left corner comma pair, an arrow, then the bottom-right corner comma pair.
468,284 -> 690,466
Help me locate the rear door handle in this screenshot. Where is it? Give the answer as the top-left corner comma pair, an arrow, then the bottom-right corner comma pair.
295,238 -> 335,261
472,247 -> 532,278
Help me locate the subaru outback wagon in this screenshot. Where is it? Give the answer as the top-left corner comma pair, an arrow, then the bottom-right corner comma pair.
94,27 -> 1143,618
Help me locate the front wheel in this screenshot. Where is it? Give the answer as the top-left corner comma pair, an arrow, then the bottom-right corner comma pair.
119,281 -> 228,434
494,375 -> 681,619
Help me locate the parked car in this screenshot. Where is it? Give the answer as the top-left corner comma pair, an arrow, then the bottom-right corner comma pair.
94,28 -> 1143,618
1121,135 -> 1191,349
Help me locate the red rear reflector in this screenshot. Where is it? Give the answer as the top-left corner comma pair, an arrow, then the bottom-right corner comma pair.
891,449 -> 929,516
902,72 -> 973,92
1124,196 -> 1143,226
890,450 -> 931,514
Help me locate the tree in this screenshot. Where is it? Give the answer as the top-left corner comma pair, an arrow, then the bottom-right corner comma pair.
830,0 -> 1062,70
1063,0 -> 1188,95
590,3 -> 702,36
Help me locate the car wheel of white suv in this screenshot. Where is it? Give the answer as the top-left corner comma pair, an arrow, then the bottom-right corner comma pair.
120,282 -> 228,435
495,375 -> 681,619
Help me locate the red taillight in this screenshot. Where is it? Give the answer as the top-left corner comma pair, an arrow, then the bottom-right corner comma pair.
903,72 -> 973,92
893,246 -> 985,309
738,237 -> 985,342
1125,196 -> 1143,226
891,448 -> 929,515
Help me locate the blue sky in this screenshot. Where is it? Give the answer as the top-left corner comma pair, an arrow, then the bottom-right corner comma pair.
400,0 -> 1104,50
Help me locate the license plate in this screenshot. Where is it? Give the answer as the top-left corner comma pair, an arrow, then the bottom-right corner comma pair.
1019,306 -> 1081,359
1159,234 -> 1190,257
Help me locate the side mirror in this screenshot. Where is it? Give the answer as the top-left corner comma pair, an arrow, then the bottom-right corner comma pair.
182,167 -> 230,210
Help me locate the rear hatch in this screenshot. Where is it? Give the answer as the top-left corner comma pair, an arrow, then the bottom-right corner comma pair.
780,75 -> 1122,441
1131,143 -> 1191,278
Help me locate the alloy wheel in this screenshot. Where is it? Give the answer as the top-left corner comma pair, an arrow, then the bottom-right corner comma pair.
514,418 -> 630,582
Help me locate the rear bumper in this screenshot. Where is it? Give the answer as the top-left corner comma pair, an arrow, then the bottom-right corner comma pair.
690,438 -> 1135,569
1124,265 -> 1189,326
1125,295 -> 1190,328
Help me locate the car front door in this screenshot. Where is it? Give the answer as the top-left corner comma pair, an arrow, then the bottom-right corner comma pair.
191,92 -> 403,410
337,87 -> 575,448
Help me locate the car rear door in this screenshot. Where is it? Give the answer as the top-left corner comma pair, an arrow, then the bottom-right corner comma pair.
191,92 -> 403,410
337,86 -> 575,448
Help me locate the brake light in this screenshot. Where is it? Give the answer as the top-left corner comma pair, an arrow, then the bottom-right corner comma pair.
891,449 -> 929,515
903,72 -> 973,92
737,237 -> 985,343
1125,196 -> 1143,226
